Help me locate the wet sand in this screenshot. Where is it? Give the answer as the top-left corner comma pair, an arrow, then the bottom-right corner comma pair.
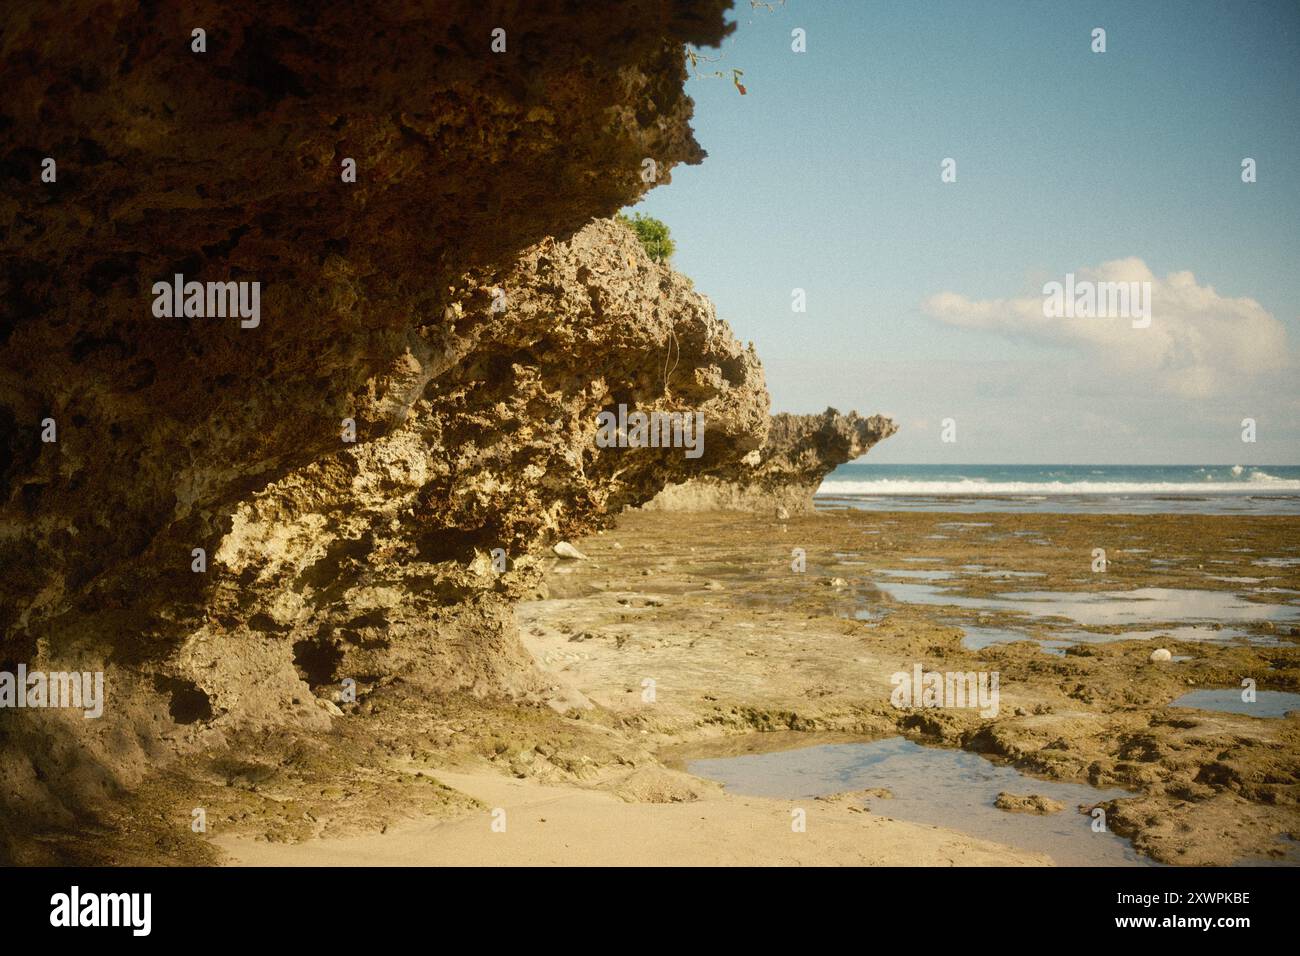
217,767 -> 1045,866
209,508 -> 1299,867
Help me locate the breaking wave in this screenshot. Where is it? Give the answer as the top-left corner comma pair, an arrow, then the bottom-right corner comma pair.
818,478 -> 1300,496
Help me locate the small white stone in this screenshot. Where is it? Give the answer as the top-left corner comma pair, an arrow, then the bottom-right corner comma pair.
1150,648 -> 1172,662
552,541 -> 587,560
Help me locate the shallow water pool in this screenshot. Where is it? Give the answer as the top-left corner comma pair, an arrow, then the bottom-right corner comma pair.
875,582 -> 1300,628
1169,690 -> 1300,718
687,737 -> 1151,866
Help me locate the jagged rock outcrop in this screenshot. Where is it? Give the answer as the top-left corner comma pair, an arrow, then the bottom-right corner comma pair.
204,218 -> 766,711
0,2 -> 759,856
643,408 -> 897,513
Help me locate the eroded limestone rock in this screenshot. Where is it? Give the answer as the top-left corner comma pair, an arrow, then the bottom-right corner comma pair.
643,408 -> 897,513
0,2 -> 753,855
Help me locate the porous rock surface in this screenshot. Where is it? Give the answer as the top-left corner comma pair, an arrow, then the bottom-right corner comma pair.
643,408 -> 897,513
0,1 -> 764,857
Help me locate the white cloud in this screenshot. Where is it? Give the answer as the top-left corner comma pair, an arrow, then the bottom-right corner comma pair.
921,258 -> 1290,398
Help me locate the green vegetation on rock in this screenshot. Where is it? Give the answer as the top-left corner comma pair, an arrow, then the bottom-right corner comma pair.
616,212 -> 675,264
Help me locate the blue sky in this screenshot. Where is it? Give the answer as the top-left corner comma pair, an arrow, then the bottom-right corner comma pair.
629,0 -> 1300,464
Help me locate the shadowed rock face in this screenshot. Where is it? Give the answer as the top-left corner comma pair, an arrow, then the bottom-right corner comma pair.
0,2 -> 761,853
643,409 -> 897,513
0,0 -> 733,650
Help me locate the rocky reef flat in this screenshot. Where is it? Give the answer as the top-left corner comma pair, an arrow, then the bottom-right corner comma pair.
517,508 -> 1300,865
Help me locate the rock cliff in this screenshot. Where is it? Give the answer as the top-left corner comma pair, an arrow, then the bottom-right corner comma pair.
0,1 -> 769,858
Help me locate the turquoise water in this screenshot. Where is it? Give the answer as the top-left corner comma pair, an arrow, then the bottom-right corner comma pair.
818,464 -> 1300,514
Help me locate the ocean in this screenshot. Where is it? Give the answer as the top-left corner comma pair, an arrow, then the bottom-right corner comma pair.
817,464 -> 1300,515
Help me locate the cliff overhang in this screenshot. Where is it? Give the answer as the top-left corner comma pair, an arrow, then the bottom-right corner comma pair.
643,408 -> 898,513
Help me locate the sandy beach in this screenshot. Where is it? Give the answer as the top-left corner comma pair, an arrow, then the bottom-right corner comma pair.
216,767 -> 1046,866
